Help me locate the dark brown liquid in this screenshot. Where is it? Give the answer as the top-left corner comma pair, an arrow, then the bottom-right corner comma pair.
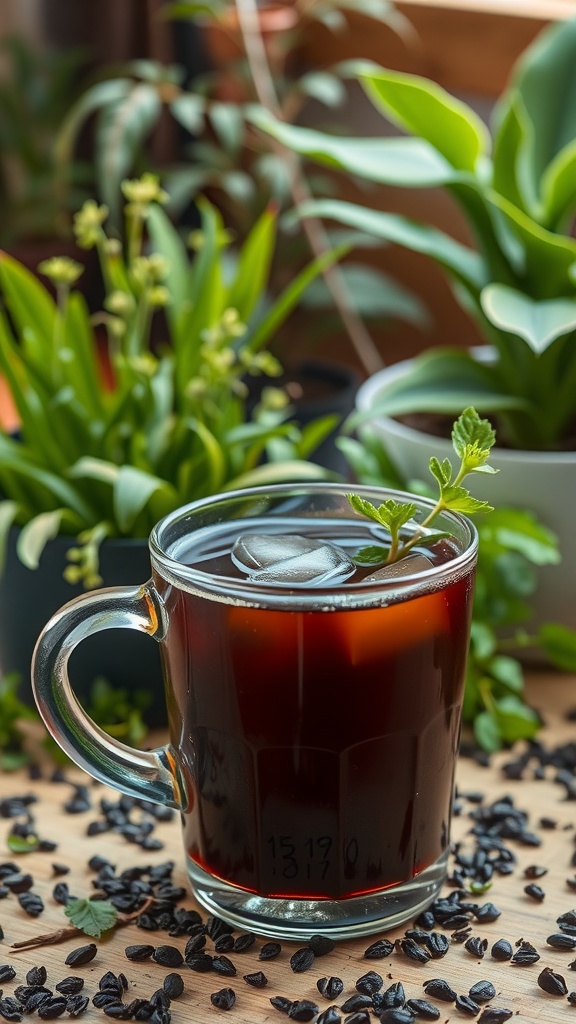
156,525 -> 474,900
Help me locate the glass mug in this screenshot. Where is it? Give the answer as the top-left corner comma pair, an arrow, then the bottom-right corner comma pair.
32,483 -> 477,940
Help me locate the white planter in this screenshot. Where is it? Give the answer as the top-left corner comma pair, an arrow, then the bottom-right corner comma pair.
356,358 -> 576,631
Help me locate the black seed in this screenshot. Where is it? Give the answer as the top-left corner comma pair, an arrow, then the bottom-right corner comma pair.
511,940 -> 540,965
425,933 -> 450,959
152,946 -> 183,968
477,1012 -> 513,1024
243,971 -> 268,988
214,935 -> 234,954
464,936 -> 488,958
65,944 -> 97,967
26,966 -> 47,986
308,935 -> 335,957
363,938 -> 394,959
184,934 -> 207,956
524,865 -> 547,879
185,953 -> 213,973
206,917 -> 234,941
341,994 -> 372,1013
405,999 -> 441,1020
474,902 -> 501,923
468,980 -> 496,1003
52,862 -> 70,876
37,998 -> 68,1020
162,975 -> 184,1000
355,970 -> 383,995
0,967 -> 17,984
66,995 -> 89,1017
233,933 -> 255,953
399,938 -> 431,963
92,993 -> 119,1009
547,932 -> 576,949
537,967 -> 568,995
288,1000 -> 319,1022
18,891 -> 44,917
455,994 -> 480,1016
289,948 -> 315,973
415,910 -> 435,929
270,996 -> 293,1013
491,938 -> 513,961
125,944 -> 156,962
3,873 -> 33,893
317,977 -> 344,1000
317,1010 -> 341,1024
24,992 -> 53,1013
423,979 -> 456,1002
568,992 -> 576,1006
212,956 -> 236,977
102,1004 -> 129,1019
376,982 -> 405,1011
558,910 -> 576,931
259,942 -> 282,961
55,978 -> 84,996
99,971 -> 123,995
524,883 -> 545,901
210,987 -> 235,1011
379,1010 -> 415,1023
0,997 -> 23,1022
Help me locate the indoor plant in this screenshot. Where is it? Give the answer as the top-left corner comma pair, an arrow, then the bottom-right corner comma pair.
250,16 -> 576,626
0,172 -> 340,712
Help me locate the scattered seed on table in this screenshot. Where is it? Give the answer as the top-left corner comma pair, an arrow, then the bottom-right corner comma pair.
464,935 -> 488,958
355,970 -> 382,995
206,917 -> 234,941
152,945 -> 183,968
287,1000 -> 319,1021
125,944 -> 156,962
474,903 -> 501,923
289,948 -> 315,973
0,967 -> 16,984
425,932 -> 450,958
37,997 -> 68,1020
317,977 -> 344,1000
455,993 -> 480,1015
55,978 -> 84,996
98,971 -> 123,995
377,981 -> 405,1010
3,873 -> 33,893
491,938 -> 513,961
308,935 -> 335,957
341,994 -> 372,1013
26,966 -> 47,986
547,932 -> 576,949
233,933 -> 256,953
0,996 -> 23,1022
214,935 -> 234,954
568,992 -> 576,1005
423,979 -> 456,1002
468,980 -> 496,1002
524,883 -> 545,901
162,974 -> 184,999
524,865 -> 547,879
511,940 -> 540,965
212,956 -> 236,977
259,941 -> 281,961
363,938 -> 394,959
477,1010 -> 513,1023
18,891 -> 44,916
537,967 -> 568,995
317,1009 -> 341,1024
557,910 -> 576,932
101,1004 -> 127,1019
399,938 -> 431,963
66,995 -> 89,1017
185,952 -> 213,972
92,993 -> 118,1009
379,1009 -> 416,1023
270,995 -> 293,1013
65,944 -> 97,967
405,998 -> 441,1020
243,971 -> 268,988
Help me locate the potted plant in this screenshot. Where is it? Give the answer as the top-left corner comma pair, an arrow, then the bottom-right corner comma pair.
0,173 -> 342,715
249,16 -> 576,628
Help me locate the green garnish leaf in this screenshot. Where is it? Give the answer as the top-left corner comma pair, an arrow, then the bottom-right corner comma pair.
428,456 -> 452,488
440,486 -> 493,515
452,406 -> 496,468
469,879 -> 493,894
347,493 -> 417,531
64,897 -> 118,937
7,833 -> 40,854
354,544 -> 390,566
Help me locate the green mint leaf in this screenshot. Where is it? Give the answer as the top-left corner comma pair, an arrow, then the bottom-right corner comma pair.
428,456 -> 452,489
441,486 -> 493,515
452,406 -> 496,462
473,709 -> 502,752
347,493 -> 417,533
493,695 -> 540,744
347,493 -> 386,524
353,544 -> 389,566
7,833 -> 40,854
485,654 -> 524,693
538,623 -> 576,671
417,530 -> 451,548
64,897 -> 118,937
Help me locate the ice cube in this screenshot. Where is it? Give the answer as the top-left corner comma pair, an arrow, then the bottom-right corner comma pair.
231,533 -> 320,573
363,553 -> 434,583
232,533 -> 355,585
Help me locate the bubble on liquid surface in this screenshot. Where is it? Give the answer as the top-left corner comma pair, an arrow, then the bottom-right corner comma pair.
232,533 -> 355,586
362,552 -> 434,583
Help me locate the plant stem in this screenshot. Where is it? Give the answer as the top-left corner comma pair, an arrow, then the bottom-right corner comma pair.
10,897 -> 155,951
234,0 -> 384,376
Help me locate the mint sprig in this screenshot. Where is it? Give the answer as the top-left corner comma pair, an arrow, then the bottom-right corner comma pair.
349,407 -> 497,566
64,897 -> 118,938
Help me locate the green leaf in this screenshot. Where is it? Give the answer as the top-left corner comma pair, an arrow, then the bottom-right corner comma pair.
541,138 -> 576,230
64,897 -> 118,938
358,64 -> 490,172
451,406 -> 497,472
16,509 -> 64,569
481,283 -> 576,353
473,710 -> 502,753
539,623 -> 576,671
483,507 -> 559,566
113,466 -> 178,533
493,695 -> 540,744
440,485 -> 492,515
0,499 -> 19,574
348,494 -> 417,532
7,833 -> 40,853
226,206 -> 277,324
428,457 -> 452,488
146,203 -> 190,323
298,71 -> 346,107
95,82 -> 162,225
170,92 -> 205,134
354,544 -> 389,565
209,101 -> 245,155
225,460 -> 332,491
486,654 -> 524,693
491,90 -> 538,218
0,251 -> 56,348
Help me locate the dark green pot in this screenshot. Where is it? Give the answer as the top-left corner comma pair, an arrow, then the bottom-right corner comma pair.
0,530 -> 166,722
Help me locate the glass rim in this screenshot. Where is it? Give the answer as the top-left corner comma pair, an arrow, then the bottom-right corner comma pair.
148,482 -> 478,609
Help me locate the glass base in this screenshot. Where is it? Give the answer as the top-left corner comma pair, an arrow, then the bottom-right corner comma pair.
187,851 -> 448,941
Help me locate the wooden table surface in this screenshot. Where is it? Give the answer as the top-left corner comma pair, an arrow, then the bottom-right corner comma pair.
2,671 -> 576,1023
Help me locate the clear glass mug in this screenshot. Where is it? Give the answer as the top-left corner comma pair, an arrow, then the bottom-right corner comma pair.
32,483 -> 477,941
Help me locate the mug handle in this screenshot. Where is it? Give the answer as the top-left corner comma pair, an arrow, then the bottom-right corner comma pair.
31,582 -> 185,810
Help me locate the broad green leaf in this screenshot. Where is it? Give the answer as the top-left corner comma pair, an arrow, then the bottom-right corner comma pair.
146,203 -> 190,323
248,106 -> 461,187
483,507 -> 559,565
62,292 -> 104,418
55,78 -> 132,171
0,436 -> 95,522
487,190 -> 576,298
226,206 -> 277,323
185,418 -> 226,496
336,433 -> 406,489
486,654 -> 524,693
491,90 -> 539,219
541,138 -> 576,231
16,509 -> 64,569
0,500 -> 18,574
358,65 -> 490,172
451,406 -> 496,461
64,897 -> 118,938
493,695 -> 540,743
297,71 -> 345,107
440,485 -> 492,515
69,456 -> 119,486
469,621 -> 497,660
473,709 -> 502,752
95,83 -> 162,225
176,198 -> 225,378
294,414 -> 340,460
0,251 -> 56,350
209,101 -> 245,155
225,460 -> 333,490
169,92 -> 206,135
481,283 -> 576,353
113,467 -> 178,533
538,623 -> 576,671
